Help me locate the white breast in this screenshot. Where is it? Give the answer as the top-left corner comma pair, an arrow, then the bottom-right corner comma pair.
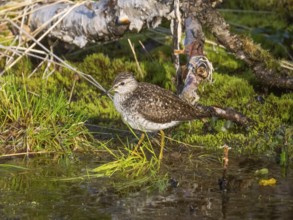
113,93 -> 180,132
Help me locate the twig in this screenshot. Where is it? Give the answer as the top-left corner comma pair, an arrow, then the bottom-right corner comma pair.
68,74 -> 79,104
0,0 -> 44,15
172,0 -> 182,73
205,39 -> 293,72
4,2 -> 83,72
29,54 -> 49,78
128,38 -> 143,78
223,144 -> 229,170
280,60 -> 293,71
3,36 -> 19,66
0,151 -> 55,158
218,144 -> 230,192
0,44 -> 49,65
138,40 -> 154,61
0,0 -> 67,23
218,9 -> 273,14
4,19 -> 109,96
18,2 -> 28,45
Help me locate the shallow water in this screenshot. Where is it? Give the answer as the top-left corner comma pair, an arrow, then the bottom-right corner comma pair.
1,151 -> 293,220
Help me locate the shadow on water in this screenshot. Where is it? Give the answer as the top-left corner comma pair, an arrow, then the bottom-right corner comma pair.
1,148 -> 293,220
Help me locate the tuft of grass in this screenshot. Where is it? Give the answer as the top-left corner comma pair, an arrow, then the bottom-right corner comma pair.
91,132 -> 168,192
50,132 -> 169,192
92,143 -> 159,175
0,75 -> 95,156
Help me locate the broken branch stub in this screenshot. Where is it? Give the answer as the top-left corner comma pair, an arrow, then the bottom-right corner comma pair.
177,15 -> 214,105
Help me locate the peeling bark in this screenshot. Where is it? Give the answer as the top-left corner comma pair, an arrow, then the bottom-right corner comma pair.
29,0 -> 173,48
183,16 -> 205,59
176,15 -> 213,106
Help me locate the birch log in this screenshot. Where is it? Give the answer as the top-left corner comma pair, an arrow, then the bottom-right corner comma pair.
29,0 -> 173,48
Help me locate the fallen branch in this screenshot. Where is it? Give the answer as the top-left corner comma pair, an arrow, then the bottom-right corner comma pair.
196,103 -> 251,126
188,0 -> 293,89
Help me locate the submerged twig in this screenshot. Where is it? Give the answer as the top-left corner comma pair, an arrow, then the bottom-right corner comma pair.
223,144 -> 229,170
218,144 -> 230,192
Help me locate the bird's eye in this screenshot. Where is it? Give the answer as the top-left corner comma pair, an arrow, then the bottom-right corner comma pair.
120,82 -> 125,86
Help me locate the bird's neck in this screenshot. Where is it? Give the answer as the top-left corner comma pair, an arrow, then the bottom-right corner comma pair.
113,88 -> 135,113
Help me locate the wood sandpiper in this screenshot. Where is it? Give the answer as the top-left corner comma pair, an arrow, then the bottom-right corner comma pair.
109,72 -> 213,160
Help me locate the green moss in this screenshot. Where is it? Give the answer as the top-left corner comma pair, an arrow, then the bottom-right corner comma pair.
241,37 -> 281,69
206,46 -> 245,73
264,93 -> 293,123
159,71 -> 293,155
77,53 -> 139,86
142,61 -> 176,90
198,72 -> 254,108
219,3 -> 292,60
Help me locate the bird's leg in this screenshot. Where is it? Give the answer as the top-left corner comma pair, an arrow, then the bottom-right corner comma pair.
137,132 -> 146,147
159,130 -> 165,160
131,133 -> 145,155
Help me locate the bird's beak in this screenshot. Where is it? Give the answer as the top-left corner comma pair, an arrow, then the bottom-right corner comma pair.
97,87 -> 114,100
107,85 -> 116,94
106,85 -> 118,99
106,88 -> 113,98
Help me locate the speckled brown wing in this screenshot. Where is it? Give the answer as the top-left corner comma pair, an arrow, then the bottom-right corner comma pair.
131,83 -> 210,123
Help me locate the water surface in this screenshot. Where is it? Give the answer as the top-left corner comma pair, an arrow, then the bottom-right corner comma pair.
1,151 -> 293,219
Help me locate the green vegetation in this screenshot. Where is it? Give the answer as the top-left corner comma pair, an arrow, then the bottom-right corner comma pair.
0,0 -> 292,193
0,74 -> 94,156
91,137 -> 167,192
219,0 -> 293,60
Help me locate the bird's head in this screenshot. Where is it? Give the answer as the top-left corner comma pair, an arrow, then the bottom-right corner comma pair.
109,72 -> 138,95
